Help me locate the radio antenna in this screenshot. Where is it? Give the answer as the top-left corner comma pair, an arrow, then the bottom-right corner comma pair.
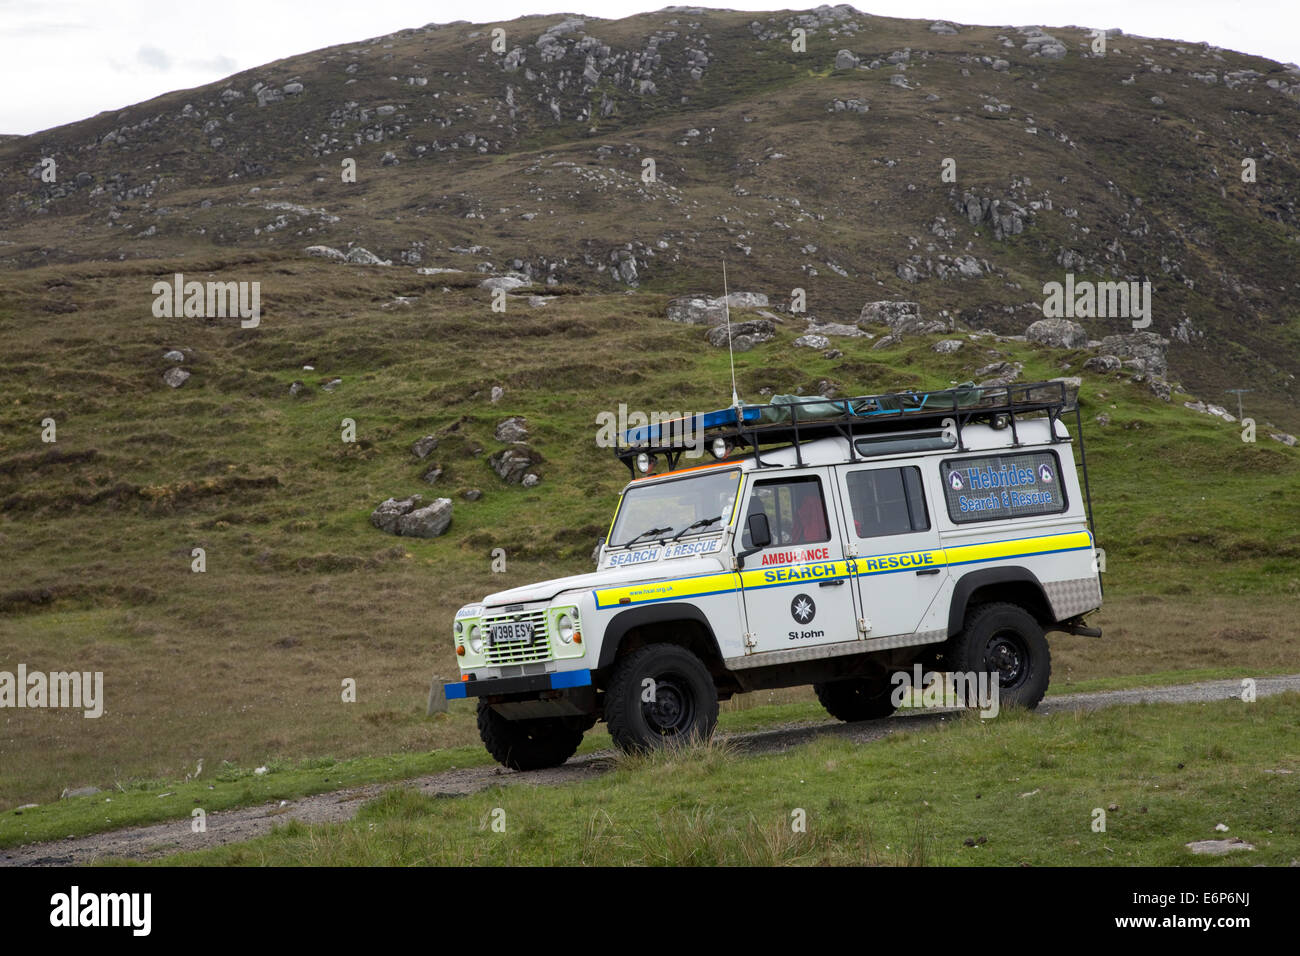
722,258 -> 740,409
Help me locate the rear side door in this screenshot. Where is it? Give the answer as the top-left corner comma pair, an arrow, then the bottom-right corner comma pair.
833,462 -> 947,639
735,472 -> 860,655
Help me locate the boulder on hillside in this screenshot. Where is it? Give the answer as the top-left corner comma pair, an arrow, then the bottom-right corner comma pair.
489,446 -> 541,484
666,296 -> 726,325
794,334 -> 831,350
162,367 -> 190,388
343,247 -> 391,265
411,435 -> 438,459
705,320 -> 775,351
1083,355 -> 1122,373
1097,331 -> 1169,379
398,499 -> 453,538
371,495 -> 423,534
494,417 -> 529,443
667,292 -> 767,326
835,49 -> 860,69
858,300 -> 921,329
305,245 -> 346,260
480,274 -> 530,292
1026,318 -> 1088,349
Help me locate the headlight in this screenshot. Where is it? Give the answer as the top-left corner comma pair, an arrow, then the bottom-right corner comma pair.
469,625 -> 483,654
557,613 -> 575,643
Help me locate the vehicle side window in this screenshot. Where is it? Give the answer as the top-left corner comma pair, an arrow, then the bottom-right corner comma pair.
845,466 -> 930,538
741,475 -> 830,547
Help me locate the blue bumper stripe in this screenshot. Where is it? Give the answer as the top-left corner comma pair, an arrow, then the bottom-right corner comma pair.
550,669 -> 593,689
443,668 -> 592,699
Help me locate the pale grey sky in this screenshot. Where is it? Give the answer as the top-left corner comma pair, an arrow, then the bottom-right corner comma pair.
2,0 -> 1295,136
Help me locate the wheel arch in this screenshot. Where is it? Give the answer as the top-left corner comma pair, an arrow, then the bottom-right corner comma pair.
947,566 -> 1055,636
595,603 -> 726,682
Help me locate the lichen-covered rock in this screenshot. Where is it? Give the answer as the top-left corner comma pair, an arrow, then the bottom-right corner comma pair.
1097,331 -> 1169,379
1083,355 -> 1122,373
1026,318 -> 1088,349
494,417 -> 529,443
370,495 -> 423,534
705,320 -> 775,350
794,334 -> 831,350
163,367 -> 190,388
411,435 -> 438,459
858,300 -> 921,329
397,498 -> 453,538
489,446 -> 541,483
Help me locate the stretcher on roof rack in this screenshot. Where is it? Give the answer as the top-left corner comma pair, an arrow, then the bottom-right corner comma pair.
616,380 -> 1076,474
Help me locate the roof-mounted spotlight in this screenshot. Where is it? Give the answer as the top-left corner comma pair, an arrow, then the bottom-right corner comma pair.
709,438 -> 731,460
635,452 -> 657,474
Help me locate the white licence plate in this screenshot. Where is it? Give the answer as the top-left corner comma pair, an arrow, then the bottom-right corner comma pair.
490,621 -> 534,645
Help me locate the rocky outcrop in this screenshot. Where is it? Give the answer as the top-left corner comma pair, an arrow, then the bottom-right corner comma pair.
370,495 -> 453,538
1097,331 -> 1169,380
705,319 -> 775,351
494,416 -> 529,443
489,446 -> 541,484
1026,318 -> 1088,349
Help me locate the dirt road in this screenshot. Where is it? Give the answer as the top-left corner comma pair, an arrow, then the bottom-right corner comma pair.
5,674 -> 1295,866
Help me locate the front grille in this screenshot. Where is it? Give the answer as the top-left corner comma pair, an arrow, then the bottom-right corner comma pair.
482,609 -> 552,665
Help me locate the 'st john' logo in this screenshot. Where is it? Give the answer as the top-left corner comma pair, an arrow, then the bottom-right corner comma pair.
791,593 -> 816,624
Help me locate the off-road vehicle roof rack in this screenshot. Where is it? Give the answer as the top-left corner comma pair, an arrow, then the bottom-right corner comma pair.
617,381 -> 1068,469
614,378 -> 1096,543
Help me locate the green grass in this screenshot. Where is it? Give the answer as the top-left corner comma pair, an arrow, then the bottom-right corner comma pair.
147,694 -> 1300,866
6,665 -> 1291,850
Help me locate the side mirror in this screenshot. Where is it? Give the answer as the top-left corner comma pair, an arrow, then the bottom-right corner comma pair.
736,512 -> 772,570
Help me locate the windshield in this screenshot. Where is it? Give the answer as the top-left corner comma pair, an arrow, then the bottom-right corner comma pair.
608,468 -> 741,548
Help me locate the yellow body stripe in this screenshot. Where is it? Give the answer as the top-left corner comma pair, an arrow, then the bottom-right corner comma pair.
592,530 -> 1093,610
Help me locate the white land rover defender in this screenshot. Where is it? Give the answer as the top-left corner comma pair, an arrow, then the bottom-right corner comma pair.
442,382 -> 1103,770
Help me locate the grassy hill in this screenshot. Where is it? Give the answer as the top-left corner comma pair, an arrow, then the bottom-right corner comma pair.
0,253 -> 1297,812
0,7 -> 1298,816
1,8 -> 1298,423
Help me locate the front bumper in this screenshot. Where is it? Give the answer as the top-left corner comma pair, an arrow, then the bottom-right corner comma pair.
444,668 -> 593,700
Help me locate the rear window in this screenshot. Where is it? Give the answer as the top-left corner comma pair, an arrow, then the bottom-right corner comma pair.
844,466 -> 929,537
940,451 -> 1067,523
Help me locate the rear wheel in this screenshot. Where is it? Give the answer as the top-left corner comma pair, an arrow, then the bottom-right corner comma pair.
476,700 -> 588,771
945,602 -> 1050,709
814,676 -> 898,722
605,644 -> 719,754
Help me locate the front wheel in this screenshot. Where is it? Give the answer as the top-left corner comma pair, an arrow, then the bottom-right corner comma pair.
476,700 -> 588,771
945,603 -> 1050,709
605,644 -> 719,754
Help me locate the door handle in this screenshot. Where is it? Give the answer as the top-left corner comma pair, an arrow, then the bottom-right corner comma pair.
819,579 -> 846,587
915,568 -> 941,576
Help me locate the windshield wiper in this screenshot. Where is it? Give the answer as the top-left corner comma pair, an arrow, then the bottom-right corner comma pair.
622,526 -> 673,547
669,515 -> 722,542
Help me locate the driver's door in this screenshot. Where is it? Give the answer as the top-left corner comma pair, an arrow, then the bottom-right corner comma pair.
736,472 -> 860,655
